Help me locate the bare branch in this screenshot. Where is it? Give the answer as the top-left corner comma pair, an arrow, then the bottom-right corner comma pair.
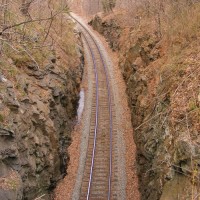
0,7 -> 67,35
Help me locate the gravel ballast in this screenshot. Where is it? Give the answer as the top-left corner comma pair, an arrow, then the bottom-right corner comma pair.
55,13 -> 140,200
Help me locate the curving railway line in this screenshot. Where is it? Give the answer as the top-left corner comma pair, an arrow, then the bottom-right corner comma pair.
70,14 -> 119,200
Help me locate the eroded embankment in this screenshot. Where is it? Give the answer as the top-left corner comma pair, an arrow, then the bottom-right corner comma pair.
89,14 -> 200,200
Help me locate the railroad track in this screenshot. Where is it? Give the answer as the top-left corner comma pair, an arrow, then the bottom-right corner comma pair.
70,15 -> 118,200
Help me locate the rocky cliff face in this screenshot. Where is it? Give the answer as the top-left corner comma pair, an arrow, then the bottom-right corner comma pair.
0,31 -> 83,200
89,15 -> 121,51
90,15 -> 200,200
120,31 -> 200,200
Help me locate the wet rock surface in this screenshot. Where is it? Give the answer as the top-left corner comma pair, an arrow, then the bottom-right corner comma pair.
0,48 -> 83,199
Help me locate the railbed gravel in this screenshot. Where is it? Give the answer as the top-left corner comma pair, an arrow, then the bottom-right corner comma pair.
72,14 -> 129,200
72,33 -> 95,200
55,13 -> 140,200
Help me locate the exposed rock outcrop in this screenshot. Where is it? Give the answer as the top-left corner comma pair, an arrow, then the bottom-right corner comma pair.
90,14 -> 200,200
119,32 -> 200,200
0,38 -> 83,200
89,15 -> 121,51
120,34 -> 200,200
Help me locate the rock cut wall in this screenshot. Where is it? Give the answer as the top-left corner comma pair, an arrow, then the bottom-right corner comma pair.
89,14 -> 200,200
0,30 -> 83,200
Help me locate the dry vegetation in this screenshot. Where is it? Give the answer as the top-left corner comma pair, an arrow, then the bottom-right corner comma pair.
0,0 -> 81,105
70,0 -> 117,15
0,0 -> 78,75
111,1 -> 200,199
0,1 -> 83,199
116,0 -> 200,40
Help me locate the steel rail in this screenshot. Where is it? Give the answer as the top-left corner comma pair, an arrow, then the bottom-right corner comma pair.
70,14 -> 113,200
81,33 -> 99,200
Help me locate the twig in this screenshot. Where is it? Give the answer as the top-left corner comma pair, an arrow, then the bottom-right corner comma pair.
135,109 -> 171,130
172,66 -> 200,97
0,4 -> 9,8
43,10 -> 54,43
0,9 -> 65,35
21,46 -> 40,69
34,194 -> 46,200
2,40 -> 21,52
1,39 -> 39,69
194,193 -> 200,200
